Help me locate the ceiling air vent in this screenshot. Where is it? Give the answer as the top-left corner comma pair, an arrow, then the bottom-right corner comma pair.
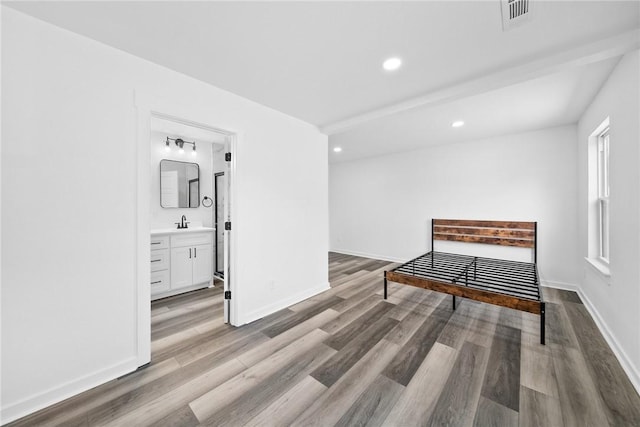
501,0 -> 532,31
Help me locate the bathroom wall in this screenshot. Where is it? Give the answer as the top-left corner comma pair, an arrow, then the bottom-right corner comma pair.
149,129 -> 224,229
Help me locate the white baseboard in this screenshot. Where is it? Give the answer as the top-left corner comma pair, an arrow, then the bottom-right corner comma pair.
330,248 -> 405,264
540,279 -> 579,292
1,357 -> 138,425
541,280 -> 640,395
237,282 -> 331,326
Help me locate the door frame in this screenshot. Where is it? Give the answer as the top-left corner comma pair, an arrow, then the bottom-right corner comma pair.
214,171 -> 225,278
134,91 -> 239,367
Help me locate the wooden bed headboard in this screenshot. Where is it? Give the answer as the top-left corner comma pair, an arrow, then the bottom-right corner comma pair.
432,219 -> 537,262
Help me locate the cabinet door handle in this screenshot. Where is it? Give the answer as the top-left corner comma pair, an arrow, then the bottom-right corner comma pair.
151,259 -> 161,263
151,280 -> 162,285
189,248 -> 192,259
194,247 -> 197,258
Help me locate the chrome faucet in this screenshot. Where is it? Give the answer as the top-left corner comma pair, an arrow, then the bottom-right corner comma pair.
175,215 -> 189,229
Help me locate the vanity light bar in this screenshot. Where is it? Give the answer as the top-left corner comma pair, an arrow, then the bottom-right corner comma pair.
166,137 -> 197,154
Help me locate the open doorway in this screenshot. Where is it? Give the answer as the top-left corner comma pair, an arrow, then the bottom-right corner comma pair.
135,95 -> 238,368
134,91 -> 239,366
149,115 -> 232,323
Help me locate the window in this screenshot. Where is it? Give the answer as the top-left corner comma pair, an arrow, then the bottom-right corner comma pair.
597,127 -> 610,263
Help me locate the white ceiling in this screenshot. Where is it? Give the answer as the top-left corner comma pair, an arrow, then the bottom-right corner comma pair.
329,56 -> 621,162
6,1 -> 640,162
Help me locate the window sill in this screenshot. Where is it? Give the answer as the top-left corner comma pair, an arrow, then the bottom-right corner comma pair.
585,257 -> 611,278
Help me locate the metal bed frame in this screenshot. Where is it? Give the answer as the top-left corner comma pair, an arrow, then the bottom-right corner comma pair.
384,219 -> 546,344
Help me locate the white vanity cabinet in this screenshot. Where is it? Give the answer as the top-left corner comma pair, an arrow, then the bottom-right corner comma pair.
150,235 -> 171,295
150,229 -> 214,300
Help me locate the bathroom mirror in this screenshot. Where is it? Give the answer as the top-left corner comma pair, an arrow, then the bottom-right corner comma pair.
160,160 -> 200,208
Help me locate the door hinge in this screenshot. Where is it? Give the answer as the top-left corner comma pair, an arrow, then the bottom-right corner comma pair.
225,152 -> 232,162
224,291 -> 231,299
225,221 -> 232,231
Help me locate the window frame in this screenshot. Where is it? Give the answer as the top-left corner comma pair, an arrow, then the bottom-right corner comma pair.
597,127 -> 610,264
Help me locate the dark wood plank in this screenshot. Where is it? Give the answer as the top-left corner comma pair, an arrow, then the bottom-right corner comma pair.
310,316 -> 399,388
554,289 -> 583,304
246,307 -> 295,330
382,298 -> 452,386
434,226 -> 535,239
386,271 -> 542,314
334,375 -> 404,427
427,341 -> 489,427
434,219 -> 536,230
546,301 -> 579,348
436,299 -> 478,349
261,295 -> 344,338
152,321 -> 251,364
342,259 -> 389,275
323,300 -> 395,350
150,405 -> 199,427
564,301 -> 640,425
321,294 -> 381,333
519,386 -> 563,427
481,324 -> 521,411
293,339 -> 401,426
473,397 -> 519,427
199,343 -> 335,426
151,286 -> 220,310
434,232 -> 535,248
552,343 -> 610,427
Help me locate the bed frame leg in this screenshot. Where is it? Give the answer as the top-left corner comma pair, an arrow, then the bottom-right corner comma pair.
540,302 -> 546,345
383,273 -> 388,300
452,295 -> 456,310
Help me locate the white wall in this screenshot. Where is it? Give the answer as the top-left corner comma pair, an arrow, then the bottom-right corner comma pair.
577,50 -> 640,389
149,129 -> 222,230
330,125 -> 580,287
1,7 -> 328,423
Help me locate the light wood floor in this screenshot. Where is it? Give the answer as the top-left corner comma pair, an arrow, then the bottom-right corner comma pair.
9,252 -> 640,426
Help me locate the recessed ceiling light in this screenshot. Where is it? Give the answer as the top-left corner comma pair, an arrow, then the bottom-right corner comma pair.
451,120 -> 465,128
383,57 -> 402,71
333,147 -> 342,153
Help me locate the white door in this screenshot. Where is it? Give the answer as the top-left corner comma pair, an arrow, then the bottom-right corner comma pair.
192,244 -> 213,285
170,246 -> 192,289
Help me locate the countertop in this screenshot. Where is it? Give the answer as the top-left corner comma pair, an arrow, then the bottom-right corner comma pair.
150,226 -> 215,236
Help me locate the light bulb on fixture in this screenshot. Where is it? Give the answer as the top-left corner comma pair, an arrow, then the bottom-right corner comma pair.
192,144 -> 197,156
176,138 -> 185,154
383,57 -> 402,71
165,138 -> 171,152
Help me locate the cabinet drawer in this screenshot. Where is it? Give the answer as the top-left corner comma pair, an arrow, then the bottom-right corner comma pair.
150,270 -> 170,294
150,235 -> 169,250
171,232 -> 213,248
150,249 -> 169,272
